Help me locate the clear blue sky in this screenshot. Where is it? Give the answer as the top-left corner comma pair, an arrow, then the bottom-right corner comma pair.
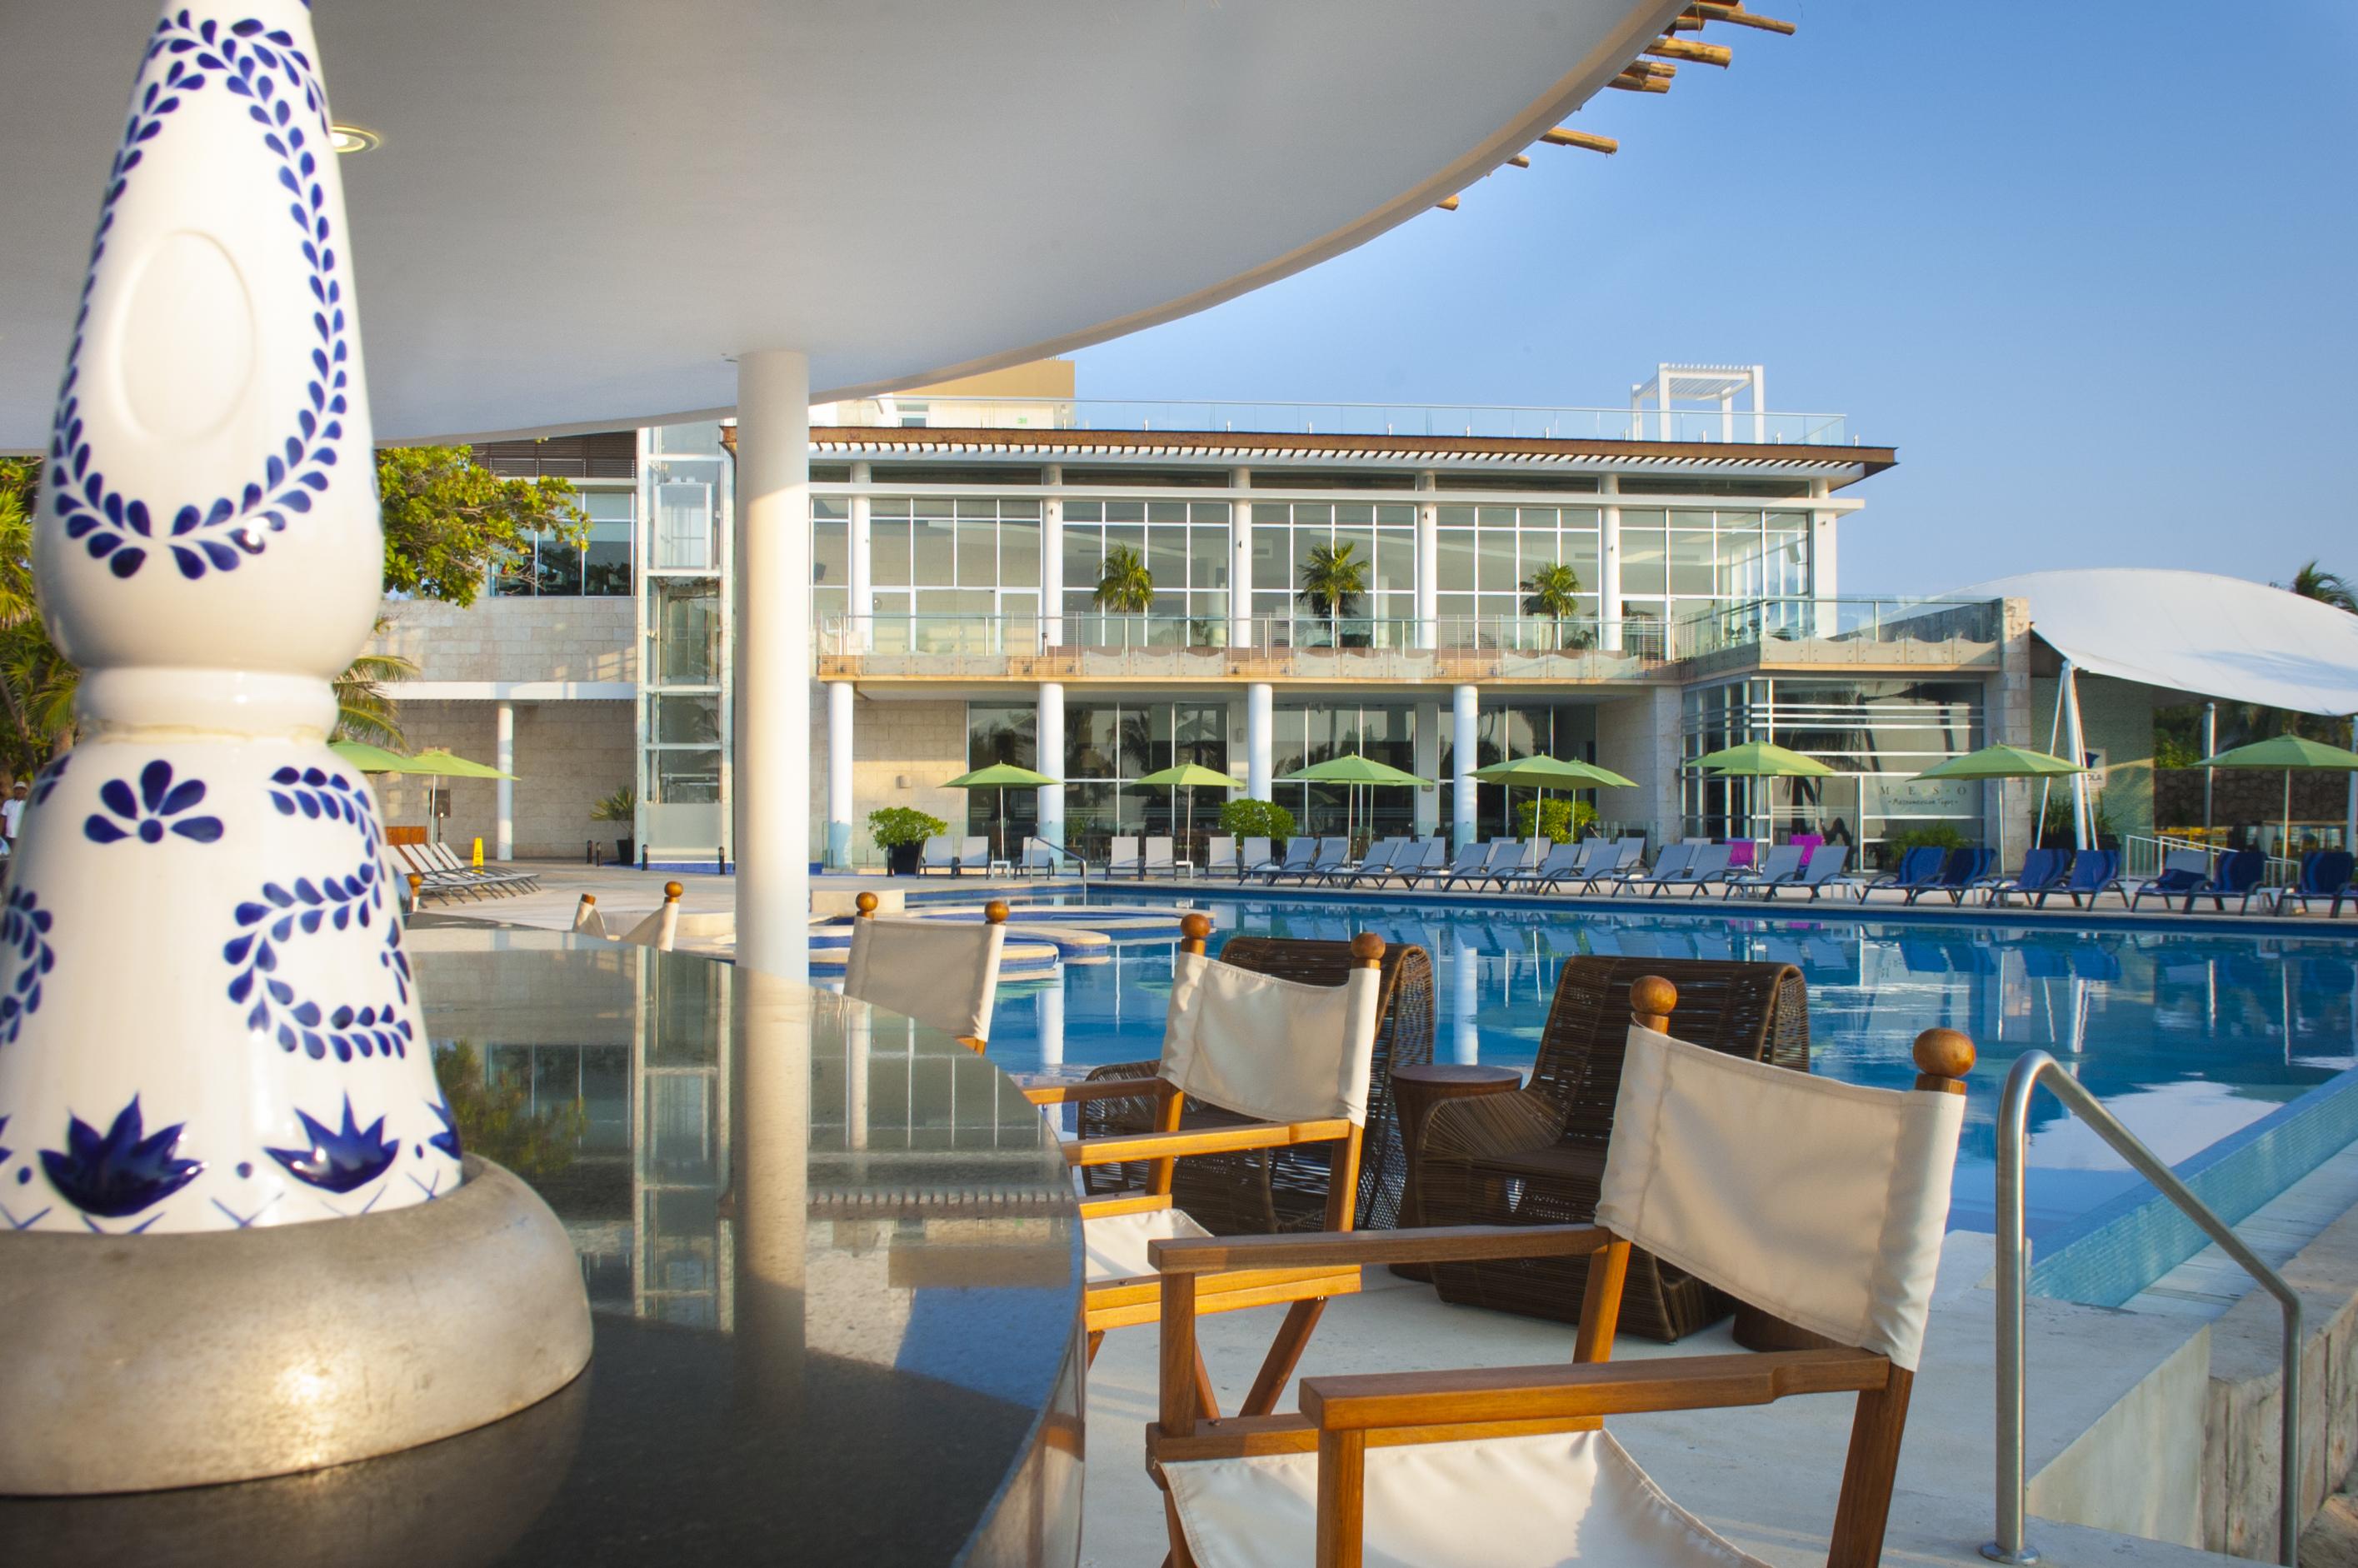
1073,2 -> 2358,597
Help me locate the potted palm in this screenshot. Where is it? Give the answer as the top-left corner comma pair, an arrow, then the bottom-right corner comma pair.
869,806 -> 948,875
1296,542 -> 1367,647
591,785 -> 635,863
1521,562 -> 1588,650
1093,546 -> 1154,647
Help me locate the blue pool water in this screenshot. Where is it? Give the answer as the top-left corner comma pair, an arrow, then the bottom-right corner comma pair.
976,892 -> 2358,1240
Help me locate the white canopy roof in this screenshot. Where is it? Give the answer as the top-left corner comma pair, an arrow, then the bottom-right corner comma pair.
1958,568 -> 2358,717
0,0 -> 1678,445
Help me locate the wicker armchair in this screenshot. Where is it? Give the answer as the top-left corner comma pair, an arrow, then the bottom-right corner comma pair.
1077,936 -> 1435,1235
1416,955 -> 1809,1340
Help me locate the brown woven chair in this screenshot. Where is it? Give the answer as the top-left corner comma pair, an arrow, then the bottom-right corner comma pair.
1416,954 -> 1809,1341
1077,936 -> 1435,1235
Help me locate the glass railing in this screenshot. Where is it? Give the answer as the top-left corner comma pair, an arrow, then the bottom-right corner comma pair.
812,397 -> 1854,447
1668,597 -> 2003,662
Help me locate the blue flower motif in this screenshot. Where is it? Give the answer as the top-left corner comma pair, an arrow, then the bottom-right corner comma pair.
265,1096 -> 397,1194
47,11 -> 342,582
40,1096 -> 204,1221
0,1113 -> 11,1168
30,752 -> 67,805
0,886 -> 56,1047
427,1091 -> 462,1161
85,759 -> 222,846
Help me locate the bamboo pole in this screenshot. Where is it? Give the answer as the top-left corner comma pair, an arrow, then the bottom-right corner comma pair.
1434,194 -> 1461,212
1689,3 -> 1797,36
1541,127 -> 1619,154
1608,70 -> 1672,93
1647,36 -> 1733,66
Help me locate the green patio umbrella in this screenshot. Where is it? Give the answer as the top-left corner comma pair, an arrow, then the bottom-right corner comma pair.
1282,753 -> 1431,847
327,740 -> 412,774
1132,762 -> 1237,864
1914,743 -> 2086,865
2200,735 -> 2358,862
942,762 -> 1061,863
397,748 -> 515,779
1469,754 -> 1638,839
1690,741 -> 1834,778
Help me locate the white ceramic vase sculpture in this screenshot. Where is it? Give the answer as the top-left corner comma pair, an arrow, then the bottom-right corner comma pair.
0,0 -> 457,1236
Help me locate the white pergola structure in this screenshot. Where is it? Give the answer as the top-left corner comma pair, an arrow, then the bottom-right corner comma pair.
2,0 -> 1740,980
1630,362 -> 1768,442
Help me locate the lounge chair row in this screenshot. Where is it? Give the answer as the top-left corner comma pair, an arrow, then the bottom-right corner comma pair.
915,834 -> 993,875
390,838 -> 539,901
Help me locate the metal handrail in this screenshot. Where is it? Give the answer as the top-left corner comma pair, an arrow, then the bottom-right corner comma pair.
1985,1051 -> 2301,1566
1021,835 -> 1087,883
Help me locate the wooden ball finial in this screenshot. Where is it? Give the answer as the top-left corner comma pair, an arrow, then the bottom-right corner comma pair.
1914,1027 -> 1976,1086
985,899 -> 1011,925
1179,912 -> 1213,941
663,881 -> 684,902
580,892 -> 597,906
855,891 -> 879,916
1629,975 -> 1677,1025
1350,931 -> 1384,966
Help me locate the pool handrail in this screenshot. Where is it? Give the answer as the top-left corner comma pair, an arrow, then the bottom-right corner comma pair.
1021,835 -> 1088,882
1986,1050 -> 2300,1568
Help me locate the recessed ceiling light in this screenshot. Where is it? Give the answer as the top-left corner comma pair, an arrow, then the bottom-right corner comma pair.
329,124 -> 381,155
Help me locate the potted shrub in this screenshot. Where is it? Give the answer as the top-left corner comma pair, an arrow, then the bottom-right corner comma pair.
869,806 -> 948,876
1512,797 -> 1596,842
1217,796 -> 1296,851
591,786 -> 636,863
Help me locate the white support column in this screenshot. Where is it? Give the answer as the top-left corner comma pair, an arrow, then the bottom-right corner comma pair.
734,348 -> 812,983
1037,680 -> 1065,851
1808,477 -> 1838,637
1041,462 -> 1063,647
2061,659 -> 2091,852
1412,701 -> 1441,836
1751,364 -> 1767,443
494,699 -> 514,861
1229,467 -> 1254,651
825,681 -> 854,869
1657,362 -> 1674,441
1452,941 -> 1480,1065
1599,473 -> 1623,653
1719,392 -> 1734,443
1452,683 -> 1479,849
1246,682 -> 1272,800
847,459 -> 872,651
1414,471 -> 1439,652
2203,702 -> 2217,834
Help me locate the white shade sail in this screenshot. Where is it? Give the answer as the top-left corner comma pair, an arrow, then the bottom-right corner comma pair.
1959,569 -> 2358,718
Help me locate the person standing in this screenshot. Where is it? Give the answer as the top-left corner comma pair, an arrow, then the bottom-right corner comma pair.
2,780 -> 26,854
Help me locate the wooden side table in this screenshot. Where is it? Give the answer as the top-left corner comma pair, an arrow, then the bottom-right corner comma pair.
1387,1061 -> 1523,1281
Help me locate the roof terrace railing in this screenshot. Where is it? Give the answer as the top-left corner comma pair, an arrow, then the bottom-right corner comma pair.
813,396 -> 1854,447
1668,596 -> 2004,664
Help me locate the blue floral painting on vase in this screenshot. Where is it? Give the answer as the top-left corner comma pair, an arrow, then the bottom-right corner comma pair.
84,759 -> 223,845
40,1096 -> 204,1230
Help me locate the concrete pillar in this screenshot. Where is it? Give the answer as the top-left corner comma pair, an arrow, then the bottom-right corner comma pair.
1452,941 -> 1480,1065
825,681 -> 854,869
847,459 -> 872,650
1229,467 -> 1254,651
2203,702 -> 2217,834
733,348 -> 812,983
1452,683 -> 1479,849
1415,471 -> 1439,651
1412,701 -> 1441,836
1041,462 -> 1063,647
1246,682 -> 1272,800
493,699 -> 514,861
1599,473 -> 1623,653
1037,680 -> 1065,851
1808,477 -> 1838,637
1751,363 -> 1767,444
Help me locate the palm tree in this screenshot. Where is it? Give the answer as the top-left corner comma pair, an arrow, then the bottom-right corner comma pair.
2283,560 -> 2358,614
1295,542 -> 1367,646
1092,546 -> 1155,649
1521,562 -> 1585,649
333,638 -> 419,748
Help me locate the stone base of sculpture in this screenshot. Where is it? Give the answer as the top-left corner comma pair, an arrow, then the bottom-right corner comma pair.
0,1157 -> 591,1495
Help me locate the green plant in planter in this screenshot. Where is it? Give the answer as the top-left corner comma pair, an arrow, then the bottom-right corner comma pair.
590,785 -> 635,823
2039,790 -> 2115,847
1218,797 -> 1296,842
1512,798 -> 1596,841
1883,821 -> 1971,860
868,806 -> 949,850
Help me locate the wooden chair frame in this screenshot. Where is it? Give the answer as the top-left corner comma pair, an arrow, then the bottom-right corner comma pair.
1142,977 -> 1976,1568
851,891 -> 1008,1053
1023,916 -> 1380,1419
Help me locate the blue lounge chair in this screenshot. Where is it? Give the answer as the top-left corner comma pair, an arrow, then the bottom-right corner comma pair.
1623,841 -> 1698,896
1389,838 -> 1449,886
1499,840 -> 1586,891
2276,850 -> 2354,916
1986,847 -> 2066,907
1649,841 -> 1733,896
1254,837 -> 1316,882
1720,843 -> 1806,899
1443,840 -> 1520,891
1907,846 -> 1995,905
1429,841 -> 1487,889
1329,836 -> 1404,886
1231,836 -> 1273,881
1862,845 -> 1945,901
1764,843 -> 1854,901
2035,849 -> 2123,909
1286,836 -> 1348,883
2128,849 -> 2211,911
1575,837 -> 1647,892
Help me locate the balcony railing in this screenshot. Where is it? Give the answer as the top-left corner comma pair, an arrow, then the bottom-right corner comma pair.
814,396 -> 1853,447
815,600 -> 2006,681
1669,597 -> 2004,667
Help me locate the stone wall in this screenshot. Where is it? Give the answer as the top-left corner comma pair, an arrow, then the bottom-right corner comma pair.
810,695 -> 969,867
372,698 -> 632,861
2156,767 -> 2355,841
1990,597 -> 2037,856
1595,687 -> 1681,843
370,597 -> 635,685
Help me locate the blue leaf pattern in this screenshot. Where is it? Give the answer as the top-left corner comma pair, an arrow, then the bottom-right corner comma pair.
83,759 -> 223,846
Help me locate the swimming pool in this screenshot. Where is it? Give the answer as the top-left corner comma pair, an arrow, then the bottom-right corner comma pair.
977,891 -> 2358,1242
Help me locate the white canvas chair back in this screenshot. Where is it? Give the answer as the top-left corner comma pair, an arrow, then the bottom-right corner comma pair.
918,835 -> 952,866
1206,835 -> 1238,871
844,915 -> 1007,1043
1160,951 -> 1381,1127
1109,834 -> 1141,867
1022,836 -> 1055,871
957,835 -> 988,864
1596,1022 -> 1963,1370
1240,836 -> 1271,871
1145,836 -> 1176,870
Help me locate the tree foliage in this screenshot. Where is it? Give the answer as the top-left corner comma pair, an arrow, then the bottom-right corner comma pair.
1092,545 -> 1155,614
2284,560 -> 2358,615
1295,542 -> 1366,635
1217,796 -> 1296,842
1520,562 -> 1583,620
377,445 -> 587,607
